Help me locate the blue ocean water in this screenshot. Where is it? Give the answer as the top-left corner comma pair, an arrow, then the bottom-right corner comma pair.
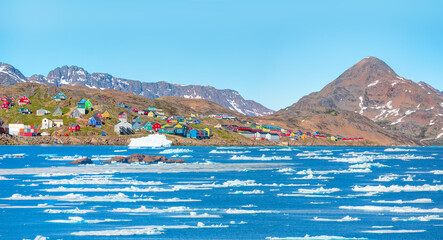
0,146 -> 442,240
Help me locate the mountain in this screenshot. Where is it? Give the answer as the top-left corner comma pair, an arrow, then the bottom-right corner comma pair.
277,57 -> 443,142
0,63 -> 274,116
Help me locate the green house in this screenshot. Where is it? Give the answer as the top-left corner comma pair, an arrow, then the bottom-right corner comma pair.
52,92 -> 67,101
85,100 -> 92,109
52,106 -> 63,116
142,122 -> 152,131
18,108 -> 31,114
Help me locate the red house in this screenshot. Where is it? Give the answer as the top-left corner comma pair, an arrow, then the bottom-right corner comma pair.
152,122 -> 162,132
1,103 -> 9,109
18,96 -> 31,105
132,108 -> 139,112
68,124 -> 81,132
93,113 -> 103,120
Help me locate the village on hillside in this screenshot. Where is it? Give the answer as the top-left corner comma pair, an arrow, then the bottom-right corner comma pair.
0,91 -> 365,144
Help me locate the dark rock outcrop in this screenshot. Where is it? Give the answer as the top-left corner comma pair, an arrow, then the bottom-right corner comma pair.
68,157 -> 93,164
102,154 -> 185,164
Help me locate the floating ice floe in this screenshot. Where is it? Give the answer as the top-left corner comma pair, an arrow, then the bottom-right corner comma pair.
0,162 -> 289,175
292,174 -> 333,180
34,173 -> 78,177
129,134 -> 172,148
392,215 -> 443,221
361,229 -> 426,234
0,176 -> 15,180
168,212 -> 221,218
44,207 -> 96,214
266,235 -> 367,240
373,175 -> 398,182
297,168 -> 371,175
71,222 -> 227,236
46,155 -> 85,161
339,205 -> 443,213
72,227 -> 164,236
349,163 -> 389,169
298,187 -> 341,194
111,206 -> 198,213
209,150 -> 251,154
371,226 -> 393,229
352,184 -> 443,193
159,148 -> 193,154
4,193 -> 201,203
384,148 -> 417,152
371,198 -> 433,204
312,216 -> 360,222
230,155 -> 292,161
430,170 -> 443,175
40,177 -> 162,186
42,186 -> 179,193
47,216 -> 131,224
225,208 -> 278,214
229,190 -> 264,194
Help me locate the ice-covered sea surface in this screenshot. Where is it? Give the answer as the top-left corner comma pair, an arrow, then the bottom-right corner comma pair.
0,146 -> 442,239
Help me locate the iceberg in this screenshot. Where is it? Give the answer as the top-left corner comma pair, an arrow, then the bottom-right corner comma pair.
129,134 -> 172,148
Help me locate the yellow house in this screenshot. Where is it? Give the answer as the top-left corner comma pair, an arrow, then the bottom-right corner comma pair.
214,123 -> 222,129
102,111 -> 110,119
174,124 -> 183,128
148,111 -> 155,117
203,128 -> 211,134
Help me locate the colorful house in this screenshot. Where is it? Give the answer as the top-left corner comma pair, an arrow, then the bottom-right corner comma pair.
71,109 -> 82,118
159,127 -> 175,134
18,96 -> 31,106
142,122 -> 152,131
53,92 -> 67,101
85,100 -> 92,109
132,108 -> 139,112
53,119 -> 63,128
114,121 -> 133,135
18,108 -> 31,115
93,112 -> 103,121
133,116 -> 141,124
68,124 -> 81,132
52,106 -> 63,116
102,111 -> 110,119
152,122 -> 162,132
41,118 -> 54,129
36,109 -> 50,116
0,103 -> 9,110
77,102 -> 86,114
89,116 -> 102,128
132,122 -> 141,131
100,131 -> 106,136
118,112 -> 128,122
147,111 -> 156,118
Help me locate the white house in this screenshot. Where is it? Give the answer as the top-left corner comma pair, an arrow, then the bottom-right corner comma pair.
8,124 -> 25,135
41,118 -> 54,129
114,121 -> 133,134
36,109 -> 51,116
53,119 -> 63,128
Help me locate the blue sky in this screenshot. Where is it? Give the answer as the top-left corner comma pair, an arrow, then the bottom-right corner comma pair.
1,0 -> 442,110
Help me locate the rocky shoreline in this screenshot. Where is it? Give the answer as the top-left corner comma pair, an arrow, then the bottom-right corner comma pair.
0,134 -> 405,147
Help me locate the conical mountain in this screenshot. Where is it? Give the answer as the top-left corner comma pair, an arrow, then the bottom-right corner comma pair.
278,57 -> 443,142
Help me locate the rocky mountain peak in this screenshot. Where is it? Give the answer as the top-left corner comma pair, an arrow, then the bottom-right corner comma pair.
279,56 -> 443,142
0,62 -> 274,116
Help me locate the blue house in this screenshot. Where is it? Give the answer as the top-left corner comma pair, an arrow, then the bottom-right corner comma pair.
132,122 -> 141,131
133,116 -> 142,124
188,129 -> 198,138
79,98 -> 86,104
194,119 -> 201,124
100,131 -> 106,136
89,116 -> 102,128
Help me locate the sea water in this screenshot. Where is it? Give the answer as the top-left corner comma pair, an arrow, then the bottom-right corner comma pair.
0,146 -> 441,239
